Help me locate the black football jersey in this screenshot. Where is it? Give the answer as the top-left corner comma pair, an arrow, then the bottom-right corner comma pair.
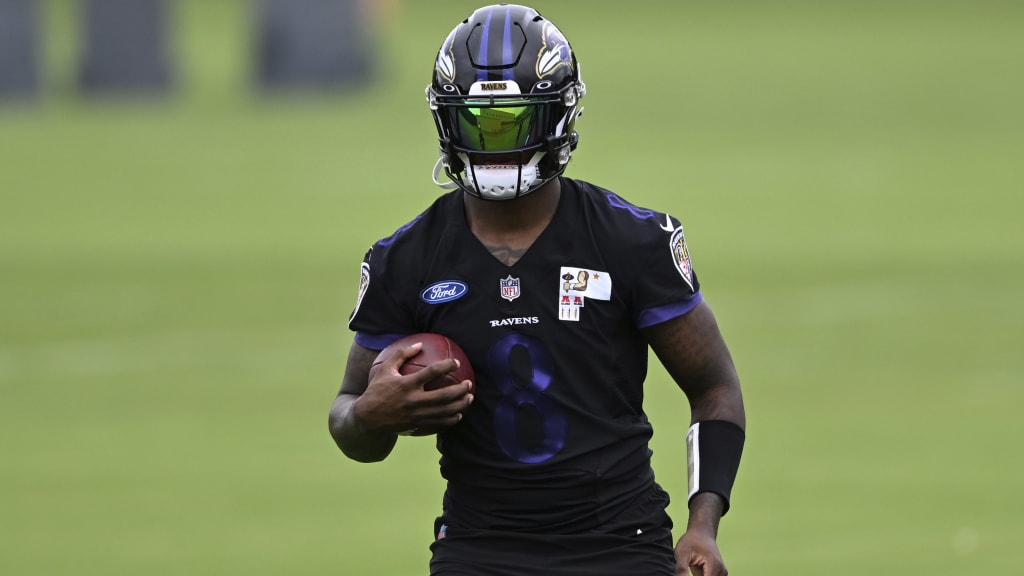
348,177 -> 702,533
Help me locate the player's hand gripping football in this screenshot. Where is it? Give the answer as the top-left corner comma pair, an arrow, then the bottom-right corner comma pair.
356,342 -> 474,436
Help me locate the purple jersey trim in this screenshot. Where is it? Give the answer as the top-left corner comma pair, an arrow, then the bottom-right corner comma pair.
354,332 -> 410,351
635,292 -> 703,329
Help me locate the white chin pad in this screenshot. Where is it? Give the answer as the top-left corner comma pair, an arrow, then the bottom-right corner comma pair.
465,165 -> 541,200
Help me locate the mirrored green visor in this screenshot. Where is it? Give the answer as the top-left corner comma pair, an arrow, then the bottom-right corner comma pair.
444,98 -> 550,153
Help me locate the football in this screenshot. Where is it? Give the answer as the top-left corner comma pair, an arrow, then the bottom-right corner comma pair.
372,333 -> 475,392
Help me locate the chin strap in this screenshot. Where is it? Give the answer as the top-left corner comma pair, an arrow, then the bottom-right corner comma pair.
432,158 -> 459,190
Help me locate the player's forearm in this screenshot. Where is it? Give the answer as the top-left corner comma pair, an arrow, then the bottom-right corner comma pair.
328,394 -> 398,462
685,492 -> 725,537
688,380 -> 745,430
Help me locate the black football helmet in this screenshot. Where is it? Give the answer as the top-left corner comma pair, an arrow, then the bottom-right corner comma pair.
427,4 -> 585,200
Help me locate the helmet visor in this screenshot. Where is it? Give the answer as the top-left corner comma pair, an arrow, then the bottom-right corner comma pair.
448,99 -> 549,153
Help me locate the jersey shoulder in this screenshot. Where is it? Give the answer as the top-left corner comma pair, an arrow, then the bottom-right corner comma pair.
365,190 -> 459,266
349,191 -> 460,336
563,178 -> 699,297
566,178 -> 683,247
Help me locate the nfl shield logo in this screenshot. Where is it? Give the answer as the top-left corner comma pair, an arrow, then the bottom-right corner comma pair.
499,275 -> 521,302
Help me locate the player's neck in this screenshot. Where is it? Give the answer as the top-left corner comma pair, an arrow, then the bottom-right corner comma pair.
463,179 -> 561,266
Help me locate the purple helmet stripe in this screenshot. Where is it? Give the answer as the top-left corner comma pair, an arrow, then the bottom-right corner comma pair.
502,6 -> 514,81
476,8 -> 493,82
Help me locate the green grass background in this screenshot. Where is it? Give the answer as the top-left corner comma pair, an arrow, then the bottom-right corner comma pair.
2,0 -> 1022,574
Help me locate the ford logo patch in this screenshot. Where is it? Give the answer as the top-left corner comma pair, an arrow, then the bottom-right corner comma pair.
420,280 -> 468,304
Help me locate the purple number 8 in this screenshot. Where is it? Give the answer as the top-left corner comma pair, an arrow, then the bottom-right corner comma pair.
487,333 -> 567,464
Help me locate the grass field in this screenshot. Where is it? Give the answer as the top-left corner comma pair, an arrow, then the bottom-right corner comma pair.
2,1 -> 1023,574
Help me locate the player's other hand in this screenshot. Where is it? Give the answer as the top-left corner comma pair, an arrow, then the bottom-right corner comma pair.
674,528 -> 727,576
356,342 -> 474,435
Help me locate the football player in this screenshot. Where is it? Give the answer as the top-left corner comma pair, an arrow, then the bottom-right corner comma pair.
329,5 -> 746,575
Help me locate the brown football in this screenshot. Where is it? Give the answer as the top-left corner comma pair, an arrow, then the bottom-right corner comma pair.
372,333 -> 474,392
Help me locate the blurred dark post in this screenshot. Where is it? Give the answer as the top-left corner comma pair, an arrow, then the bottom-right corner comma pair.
0,0 -> 39,99
78,0 -> 174,95
255,0 -> 373,92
